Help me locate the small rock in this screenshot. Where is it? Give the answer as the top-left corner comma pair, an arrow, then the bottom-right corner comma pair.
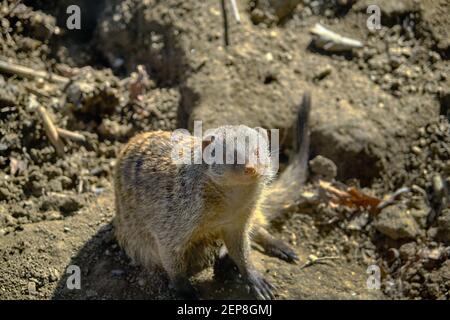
48,268 -> 60,282
427,227 -> 439,239
27,10 -> 57,40
65,68 -> 120,116
425,283 -> 441,298
421,246 -> 447,270
48,179 -> 63,192
250,0 -> 301,25
0,205 -> 16,228
98,119 -> 132,139
368,55 -> 389,71
426,247 -> 444,261
58,176 -> 73,189
0,187 -> 12,201
433,209 -> 450,243
42,166 -> 63,179
309,155 -> 337,180
386,248 -> 400,262
411,146 -> 422,155
45,211 -> 62,221
313,65 -> 332,81
111,269 -> 125,277
41,194 -> 83,215
9,157 -> 27,176
27,282 -> 37,295
137,278 -> 146,287
389,55 -> 403,69
86,289 -> 97,298
388,47 -> 412,58
408,197 -> 430,229
399,242 -> 417,261
347,212 -> 369,231
374,204 -> 421,240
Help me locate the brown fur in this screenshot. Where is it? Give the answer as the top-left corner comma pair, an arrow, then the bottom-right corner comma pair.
113,93 -> 311,299
114,130 -> 273,296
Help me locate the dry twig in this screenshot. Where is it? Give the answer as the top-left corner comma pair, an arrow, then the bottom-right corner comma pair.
0,59 -> 69,84
31,95 -> 65,156
299,255 -> 340,269
310,23 -> 363,52
229,0 -> 241,23
377,187 -> 410,210
57,128 -> 86,143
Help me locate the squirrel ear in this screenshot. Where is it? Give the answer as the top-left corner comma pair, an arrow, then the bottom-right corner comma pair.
202,135 -> 215,151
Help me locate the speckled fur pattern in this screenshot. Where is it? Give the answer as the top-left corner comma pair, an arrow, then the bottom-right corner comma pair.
113,129 -> 273,285
114,93 -> 310,299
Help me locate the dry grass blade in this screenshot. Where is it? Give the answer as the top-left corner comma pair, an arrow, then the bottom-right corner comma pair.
33,98 -> 65,156
57,128 -> 86,143
310,23 -> 363,52
229,0 -> 241,23
299,255 -> 340,269
0,59 -> 69,84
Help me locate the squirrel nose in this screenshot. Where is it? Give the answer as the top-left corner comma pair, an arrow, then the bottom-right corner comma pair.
244,166 -> 257,176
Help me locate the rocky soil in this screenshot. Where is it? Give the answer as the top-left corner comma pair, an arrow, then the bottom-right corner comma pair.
0,0 -> 449,300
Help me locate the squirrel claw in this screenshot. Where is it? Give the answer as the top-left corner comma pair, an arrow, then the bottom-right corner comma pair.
246,269 -> 275,300
264,239 -> 299,263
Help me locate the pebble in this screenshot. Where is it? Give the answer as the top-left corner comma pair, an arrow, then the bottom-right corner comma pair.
48,268 -> 60,282
374,204 -> 421,240
137,278 -> 146,287
309,155 -> 337,180
313,65 -> 332,81
399,242 -> 417,261
411,146 -> 421,155
27,282 -> 37,295
86,289 -> 97,298
111,269 -> 125,277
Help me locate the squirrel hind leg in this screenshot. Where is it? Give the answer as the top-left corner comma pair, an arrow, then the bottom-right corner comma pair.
252,226 -> 298,263
158,243 -> 200,300
213,245 -> 240,281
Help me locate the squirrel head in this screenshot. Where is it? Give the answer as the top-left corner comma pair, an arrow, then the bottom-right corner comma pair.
201,125 -> 275,186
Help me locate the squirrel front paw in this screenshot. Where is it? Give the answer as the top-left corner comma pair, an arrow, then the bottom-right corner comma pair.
213,252 -> 240,281
245,269 -> 275,300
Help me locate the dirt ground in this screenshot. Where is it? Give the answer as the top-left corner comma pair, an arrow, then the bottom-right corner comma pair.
0,0 -> 449,300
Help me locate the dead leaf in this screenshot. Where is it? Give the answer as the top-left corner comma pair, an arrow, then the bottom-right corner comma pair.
319,180 -> 381,214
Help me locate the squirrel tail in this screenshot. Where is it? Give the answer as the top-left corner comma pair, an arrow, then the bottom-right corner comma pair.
261,91 -> 311,221
290,90 -> 311,186
251,92 -> 311,262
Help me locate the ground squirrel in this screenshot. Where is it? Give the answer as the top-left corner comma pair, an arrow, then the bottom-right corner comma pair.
113,92 -> 311,299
